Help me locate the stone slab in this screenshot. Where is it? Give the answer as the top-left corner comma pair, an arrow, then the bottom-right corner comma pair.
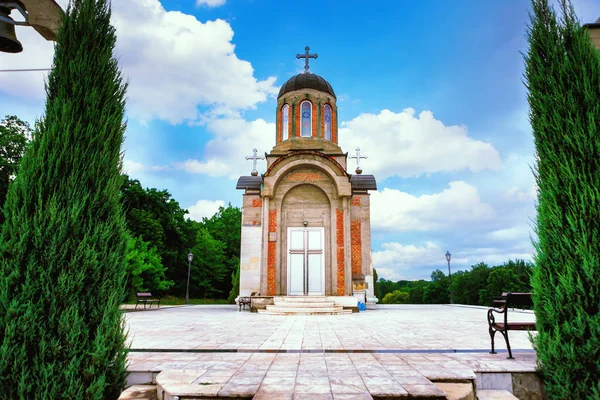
118,385 -> 157,400
476,390 -> 519,400
433,382 -> 474,400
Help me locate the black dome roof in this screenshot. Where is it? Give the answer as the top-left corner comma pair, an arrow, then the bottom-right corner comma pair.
278,73 -> 336,99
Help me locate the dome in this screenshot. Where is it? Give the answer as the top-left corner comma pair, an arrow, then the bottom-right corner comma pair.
278,73 -> 336,99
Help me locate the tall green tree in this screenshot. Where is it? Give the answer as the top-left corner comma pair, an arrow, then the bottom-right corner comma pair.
0,116 -> 30,226
202,204 -> 241,296
121,175 -> 196,293
0,0 -> 129,397
125,234 -> 174,295
407,280 -> 428,304
190,228 -> 227,298
423,270 -> 450,304
372,268 -> 380,300
451,262 -> 490,305
525,0 -> 600,397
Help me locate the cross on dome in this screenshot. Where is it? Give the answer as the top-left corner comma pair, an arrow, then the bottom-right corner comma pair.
296,46 -> 318,73
349,147 -> 368,174
245,148 -> 265,176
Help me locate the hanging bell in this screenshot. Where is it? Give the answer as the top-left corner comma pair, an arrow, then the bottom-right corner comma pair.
0,6 -> 23,53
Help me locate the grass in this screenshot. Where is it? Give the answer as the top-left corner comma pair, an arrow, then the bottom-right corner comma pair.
124,295 -> 230,306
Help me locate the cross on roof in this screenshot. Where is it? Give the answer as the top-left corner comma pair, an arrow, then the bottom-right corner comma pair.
296,46 -> 318,73
349,147 -> 368,174
245,148 -> 265,176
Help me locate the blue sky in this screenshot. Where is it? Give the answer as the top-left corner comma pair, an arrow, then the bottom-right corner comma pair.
1,0 -> 599,280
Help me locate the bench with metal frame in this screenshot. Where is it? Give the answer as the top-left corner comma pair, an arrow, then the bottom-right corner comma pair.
238,292 -> 257,311
135,292 -> 160,309
488,292 -> 536,359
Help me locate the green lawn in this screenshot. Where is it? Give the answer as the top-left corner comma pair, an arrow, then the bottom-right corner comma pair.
124,295 -> 230,306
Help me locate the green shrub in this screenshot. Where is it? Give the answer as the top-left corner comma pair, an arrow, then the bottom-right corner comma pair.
0,0 -> 129,397
382,290 -> 409,304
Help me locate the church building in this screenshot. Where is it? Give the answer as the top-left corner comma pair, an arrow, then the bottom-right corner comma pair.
236,48 -> 377,303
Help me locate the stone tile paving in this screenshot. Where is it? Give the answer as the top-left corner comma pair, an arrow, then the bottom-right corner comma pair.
125,304 -> 536,351
136,351 -> 537,399
125,305 -> 538,398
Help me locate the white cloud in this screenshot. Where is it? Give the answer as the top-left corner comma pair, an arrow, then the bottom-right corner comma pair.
373,242 -> 445,281
196,0 -> 226,6
122,160 -> 169,175
187,199 -> 225,221
504,185 -> 536,203
112,0 -> 278,123
373,240 -> 534,281
339,108 -> 501,179
0,27 -> 53,101
175,117 -> 274,179
371,181 -> 495,232
1,0 -> 278,124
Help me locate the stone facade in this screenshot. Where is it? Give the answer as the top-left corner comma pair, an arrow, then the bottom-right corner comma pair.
237,71 -> 376,297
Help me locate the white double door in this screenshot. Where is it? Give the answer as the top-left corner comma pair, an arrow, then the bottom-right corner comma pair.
287,227 -> 325,296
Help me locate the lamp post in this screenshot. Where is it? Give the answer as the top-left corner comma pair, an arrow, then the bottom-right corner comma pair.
186,252 -> 193,305
445,251 -> 454,304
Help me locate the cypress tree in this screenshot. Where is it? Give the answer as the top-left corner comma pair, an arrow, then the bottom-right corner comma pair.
525,0 -> 600,397
0,0 -> 129,398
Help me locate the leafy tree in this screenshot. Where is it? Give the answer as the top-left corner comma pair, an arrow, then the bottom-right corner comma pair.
0,0 -> 129,397
372,268 -> 380,299
479,260 -> 532,305
423,270 -> 450,304
408,280 -> 428,304
377,278 -> 402,299
121,175 -> 197,293
202,204 -> 241,296
227,265 -> 240,303
382,290 -> 409,304
125,234 -> 174,295
451,262 -> 491,305
190,228 -> 227,298
0,116 -> 30,225
525,0 -> 600,397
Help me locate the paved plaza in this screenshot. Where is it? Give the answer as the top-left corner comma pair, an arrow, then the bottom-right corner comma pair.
123,305 -> 540,399
125,304 -> 536,352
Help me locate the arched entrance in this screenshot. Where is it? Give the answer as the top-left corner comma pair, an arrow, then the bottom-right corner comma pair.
280,184 -> 331,295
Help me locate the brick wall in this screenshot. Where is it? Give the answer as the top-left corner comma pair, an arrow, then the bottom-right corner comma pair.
332,104 -> 338,143
242,194 -> 262,226
336,208 -> 345,295
267,209 -> 277,295
351,220 -> 362,275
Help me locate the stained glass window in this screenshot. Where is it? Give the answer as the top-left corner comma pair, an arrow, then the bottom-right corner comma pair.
324,104 -> 332,140
301,101 -> 312,137
282,104 -> 289,140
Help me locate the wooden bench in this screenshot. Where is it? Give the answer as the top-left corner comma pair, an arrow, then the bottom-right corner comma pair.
238,292 -> 257,311
135,292 -> 160,309
487,292 -> 536,359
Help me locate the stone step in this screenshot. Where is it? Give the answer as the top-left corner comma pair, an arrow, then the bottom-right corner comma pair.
257,309 -> 352,315
266,305 -> 344,313
273,301 -> 335,308
434,382 -> 475,400
279,296 -> 329,302
118,385 -> 157,400
476,390 -> 519,400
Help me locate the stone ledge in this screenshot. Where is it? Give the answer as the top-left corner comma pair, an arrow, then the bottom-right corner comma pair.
118,385 -> 157,400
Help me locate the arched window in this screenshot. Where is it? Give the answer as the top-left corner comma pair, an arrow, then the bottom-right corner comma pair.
282,104 -> 289,140
323,104 -> 332,140
300,101 -> 312,137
